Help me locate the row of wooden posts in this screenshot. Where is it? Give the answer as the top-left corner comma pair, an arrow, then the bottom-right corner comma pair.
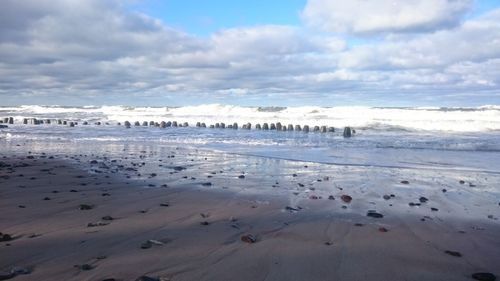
1,117 -> 354,137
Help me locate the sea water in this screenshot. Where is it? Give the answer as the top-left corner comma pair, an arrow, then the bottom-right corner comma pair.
1,104 -> 500,172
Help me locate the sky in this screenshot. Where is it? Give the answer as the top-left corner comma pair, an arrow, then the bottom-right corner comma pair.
1,0 -> 500,107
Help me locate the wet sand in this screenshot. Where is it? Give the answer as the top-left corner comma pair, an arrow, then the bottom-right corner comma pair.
1,147 -> 499,281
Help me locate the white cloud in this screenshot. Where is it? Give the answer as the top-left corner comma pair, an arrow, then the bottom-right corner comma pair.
302,0 -> 473,35
0,0 -> 498,106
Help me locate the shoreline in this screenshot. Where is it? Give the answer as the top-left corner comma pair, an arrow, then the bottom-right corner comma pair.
1,146 -> 500,280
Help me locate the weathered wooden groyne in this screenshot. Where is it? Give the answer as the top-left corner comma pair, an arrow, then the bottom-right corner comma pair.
0,116 -> 355,137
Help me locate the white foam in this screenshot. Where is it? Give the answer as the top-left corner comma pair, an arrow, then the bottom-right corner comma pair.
1,104 -> 500,132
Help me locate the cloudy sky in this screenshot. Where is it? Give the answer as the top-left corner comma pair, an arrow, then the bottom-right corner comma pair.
1,0 -> 500,106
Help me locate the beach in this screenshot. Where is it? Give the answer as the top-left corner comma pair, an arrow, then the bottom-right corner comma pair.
1,134 -> 499,281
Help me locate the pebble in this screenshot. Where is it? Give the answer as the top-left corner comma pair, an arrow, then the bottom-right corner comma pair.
444,250 -> 462,257
141,241 -> 152,249
366,211 -> 384,218
401,180 -> 410,184
241,234 -> 257,243
378,227 -> 388,232
383,195 -> 391,200
419,196 -> 429,203
135,277 -> 158,281
102,216 -> 114,221
472,273 -> 496,281
79,204 -> 93,210
10,267 -> 30,275
341,195 -> 352,203
0,234 -> 13,242
0,272 -> 14,280
76,264 -> 94,271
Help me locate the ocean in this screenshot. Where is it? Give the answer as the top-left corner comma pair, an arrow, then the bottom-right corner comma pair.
1,104 -> 500,172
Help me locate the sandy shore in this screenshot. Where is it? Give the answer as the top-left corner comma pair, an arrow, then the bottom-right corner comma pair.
1,147 -> 499,281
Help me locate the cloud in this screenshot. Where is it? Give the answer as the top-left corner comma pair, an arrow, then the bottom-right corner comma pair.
302,0 -> 473,35
0,0 -> 498,106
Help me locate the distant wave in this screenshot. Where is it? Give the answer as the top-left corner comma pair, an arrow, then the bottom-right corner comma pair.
1,104 -> 500,132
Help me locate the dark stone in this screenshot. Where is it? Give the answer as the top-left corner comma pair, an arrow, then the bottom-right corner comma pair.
10,266 -> 31,275
0,271 -> 14,280
200,221 -> 210,225
379,227 -> 388,232
1,234 -> 13,242
295,125 -> 301,131
140,241 -> 152,249
172,121 -> 178,127
220,122 -> 225,129
341,195 -> 352,203
343,127 -> 352,138
79,204 -> 93,210
135,276 -> 160,281
270,123 -> 276,130
276,122 -> 282,130
285,206 -> 300,212
142,121 -> 148,126
160,121 -> 166,128
233,123 -> 238,129
124,121 -> 131,128
320,126 -> 327,133
328,127 -> 335,132
102,216 -> 114,221
201,182 -> 212,186
366,211 -> 384,218
241,234 -> 257,243
328,195 -> 335,200
444,250 -> 462,257
303,125 -> 309,133
419,196 -> 428,203
196,122 -> 201,127
78,264 -> 94,270
255,124 -> 261,130
471,273 -> 496,281
431,207 -> 439,211
459,180 -> 465,184
262,123 -> 269,130
383,195 -> 391,200
409,202 -> 421,207
238,175 -> 245,179
183,122 -> 189,127
313,126 -> 320,132
134,121 -> 140,126
401,180 -> 410,184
